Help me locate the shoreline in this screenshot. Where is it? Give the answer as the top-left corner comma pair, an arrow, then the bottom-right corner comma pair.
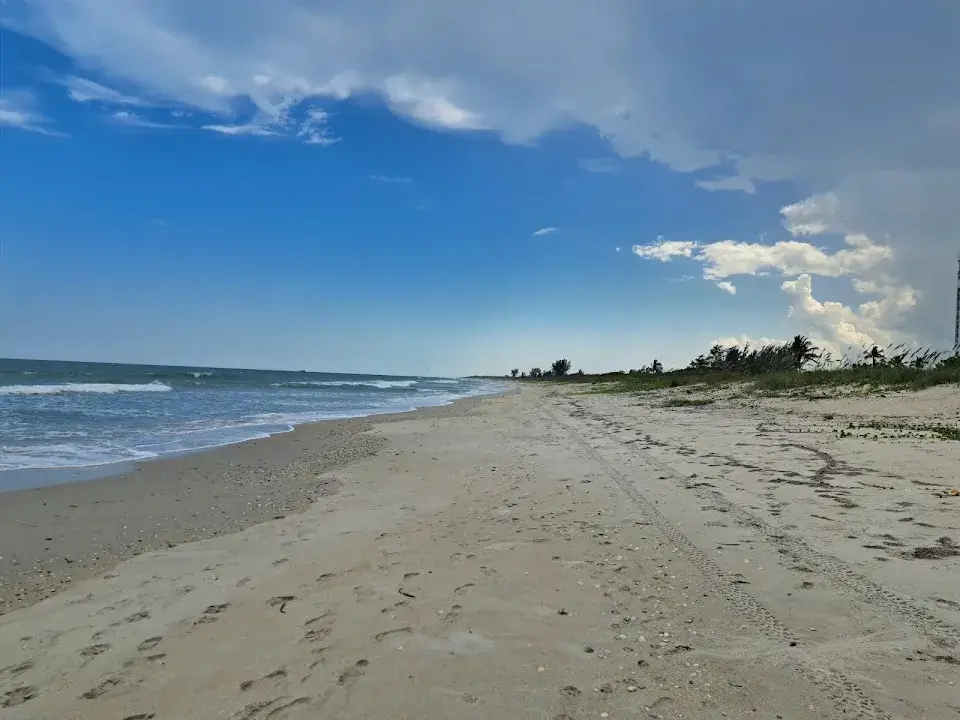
0,385 -> 957,719
0,385 -> 505,491
0,396 -> 493,615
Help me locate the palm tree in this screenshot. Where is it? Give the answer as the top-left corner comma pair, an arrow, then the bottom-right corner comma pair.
789,335 -> 819,371
551,358 -> 572,377
866,345 -> 885,368
510,368 -> 519,378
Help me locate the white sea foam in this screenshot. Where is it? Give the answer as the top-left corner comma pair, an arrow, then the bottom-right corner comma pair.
273,379 -> 418,390
0,382 -> 173,396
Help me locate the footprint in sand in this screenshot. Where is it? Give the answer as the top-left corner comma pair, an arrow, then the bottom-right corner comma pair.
337,659 -> 369,688
194,603 -> 231,624
303,626 -> 333,643
352,586 -> 376,601
267,596 -> 296,612
137,636 -> 163,652
230,696 -> 312,720
80,675 -> 126,700
2,686 -> 39,708
480,566 -> 497,577
443,605 -> 463,624
240,667 -> 287,691
0,661 -> 34,680
80,643 -> 111,658
381,600 -> 409,615
124,610 -> 151,623
372,627 -> 412,643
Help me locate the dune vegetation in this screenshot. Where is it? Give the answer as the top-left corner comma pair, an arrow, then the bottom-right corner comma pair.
510,336 -> 960,395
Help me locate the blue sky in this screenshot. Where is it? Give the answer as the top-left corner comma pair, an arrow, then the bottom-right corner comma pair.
1,2 -> 958,375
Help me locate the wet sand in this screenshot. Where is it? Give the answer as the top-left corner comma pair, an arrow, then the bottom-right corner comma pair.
1,385 -> 958,718
0,401 -> 484,615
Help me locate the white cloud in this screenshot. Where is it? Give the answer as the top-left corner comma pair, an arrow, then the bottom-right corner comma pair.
61,76 -> 149,107
0,88 -> 60,135
382,76 -> 484,130
711,335 -> 787,349
6,2 -> 957,184
780,193 -> 842,236
696,176 -> 756,194
696,235 -> 891,281
532,227 -> 558,237
631,239 -> 698,262
580,158 -> 619,174
201,105 -> 339,144
370,174 -> 413,185
5,1 -> 958,345
202,123 -> 279,138
111,110 -> 181,129
633,195 -> 919,350
298,108 -> 340,145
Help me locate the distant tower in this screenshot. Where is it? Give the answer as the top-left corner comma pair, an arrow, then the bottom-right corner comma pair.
955,257 -> 960,351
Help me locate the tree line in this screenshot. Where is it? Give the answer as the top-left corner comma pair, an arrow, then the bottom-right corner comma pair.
508,335 -> 956,380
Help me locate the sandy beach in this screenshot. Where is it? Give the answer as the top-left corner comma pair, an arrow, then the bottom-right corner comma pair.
2,385 -> 958,719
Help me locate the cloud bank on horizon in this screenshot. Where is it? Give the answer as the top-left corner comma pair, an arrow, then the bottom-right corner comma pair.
3,0 -> 959,363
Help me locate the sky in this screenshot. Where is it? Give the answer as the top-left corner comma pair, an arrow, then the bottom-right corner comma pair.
1,1 -> 958,376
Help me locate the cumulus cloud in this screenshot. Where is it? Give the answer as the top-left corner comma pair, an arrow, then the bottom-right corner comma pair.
711,335 -> 787,349
533,227 -> 558,237
633,196 -> 919,350
3,1 -> 957,343
4,1 -> 953,180
632,239 -> 698,262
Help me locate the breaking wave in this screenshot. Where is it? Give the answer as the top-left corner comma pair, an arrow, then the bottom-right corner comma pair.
0,382 -> 173,396
272,380 -> 418,390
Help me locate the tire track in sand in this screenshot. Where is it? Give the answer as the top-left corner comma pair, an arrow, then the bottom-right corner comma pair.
561,396 -> 960,650
540,398 -> 891,720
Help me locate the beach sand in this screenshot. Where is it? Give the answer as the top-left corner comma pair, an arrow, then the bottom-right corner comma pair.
1,385 -> 958,718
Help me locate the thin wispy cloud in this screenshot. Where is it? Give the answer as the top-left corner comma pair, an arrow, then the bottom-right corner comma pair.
111,111 -> 182,130
0,89 -> 62,136
580,158 -> 619,175
696,176 -> 757,194
532,227 -> 558,237
202,124 -> 279,138
202,105 -> 340,145
370,175 -> 414,185
62,76 -> 149,107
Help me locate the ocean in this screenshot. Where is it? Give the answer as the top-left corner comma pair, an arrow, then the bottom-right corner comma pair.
0,359 -> 503,477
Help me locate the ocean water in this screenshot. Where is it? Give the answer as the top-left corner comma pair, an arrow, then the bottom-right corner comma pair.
0,359 -> 503,475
